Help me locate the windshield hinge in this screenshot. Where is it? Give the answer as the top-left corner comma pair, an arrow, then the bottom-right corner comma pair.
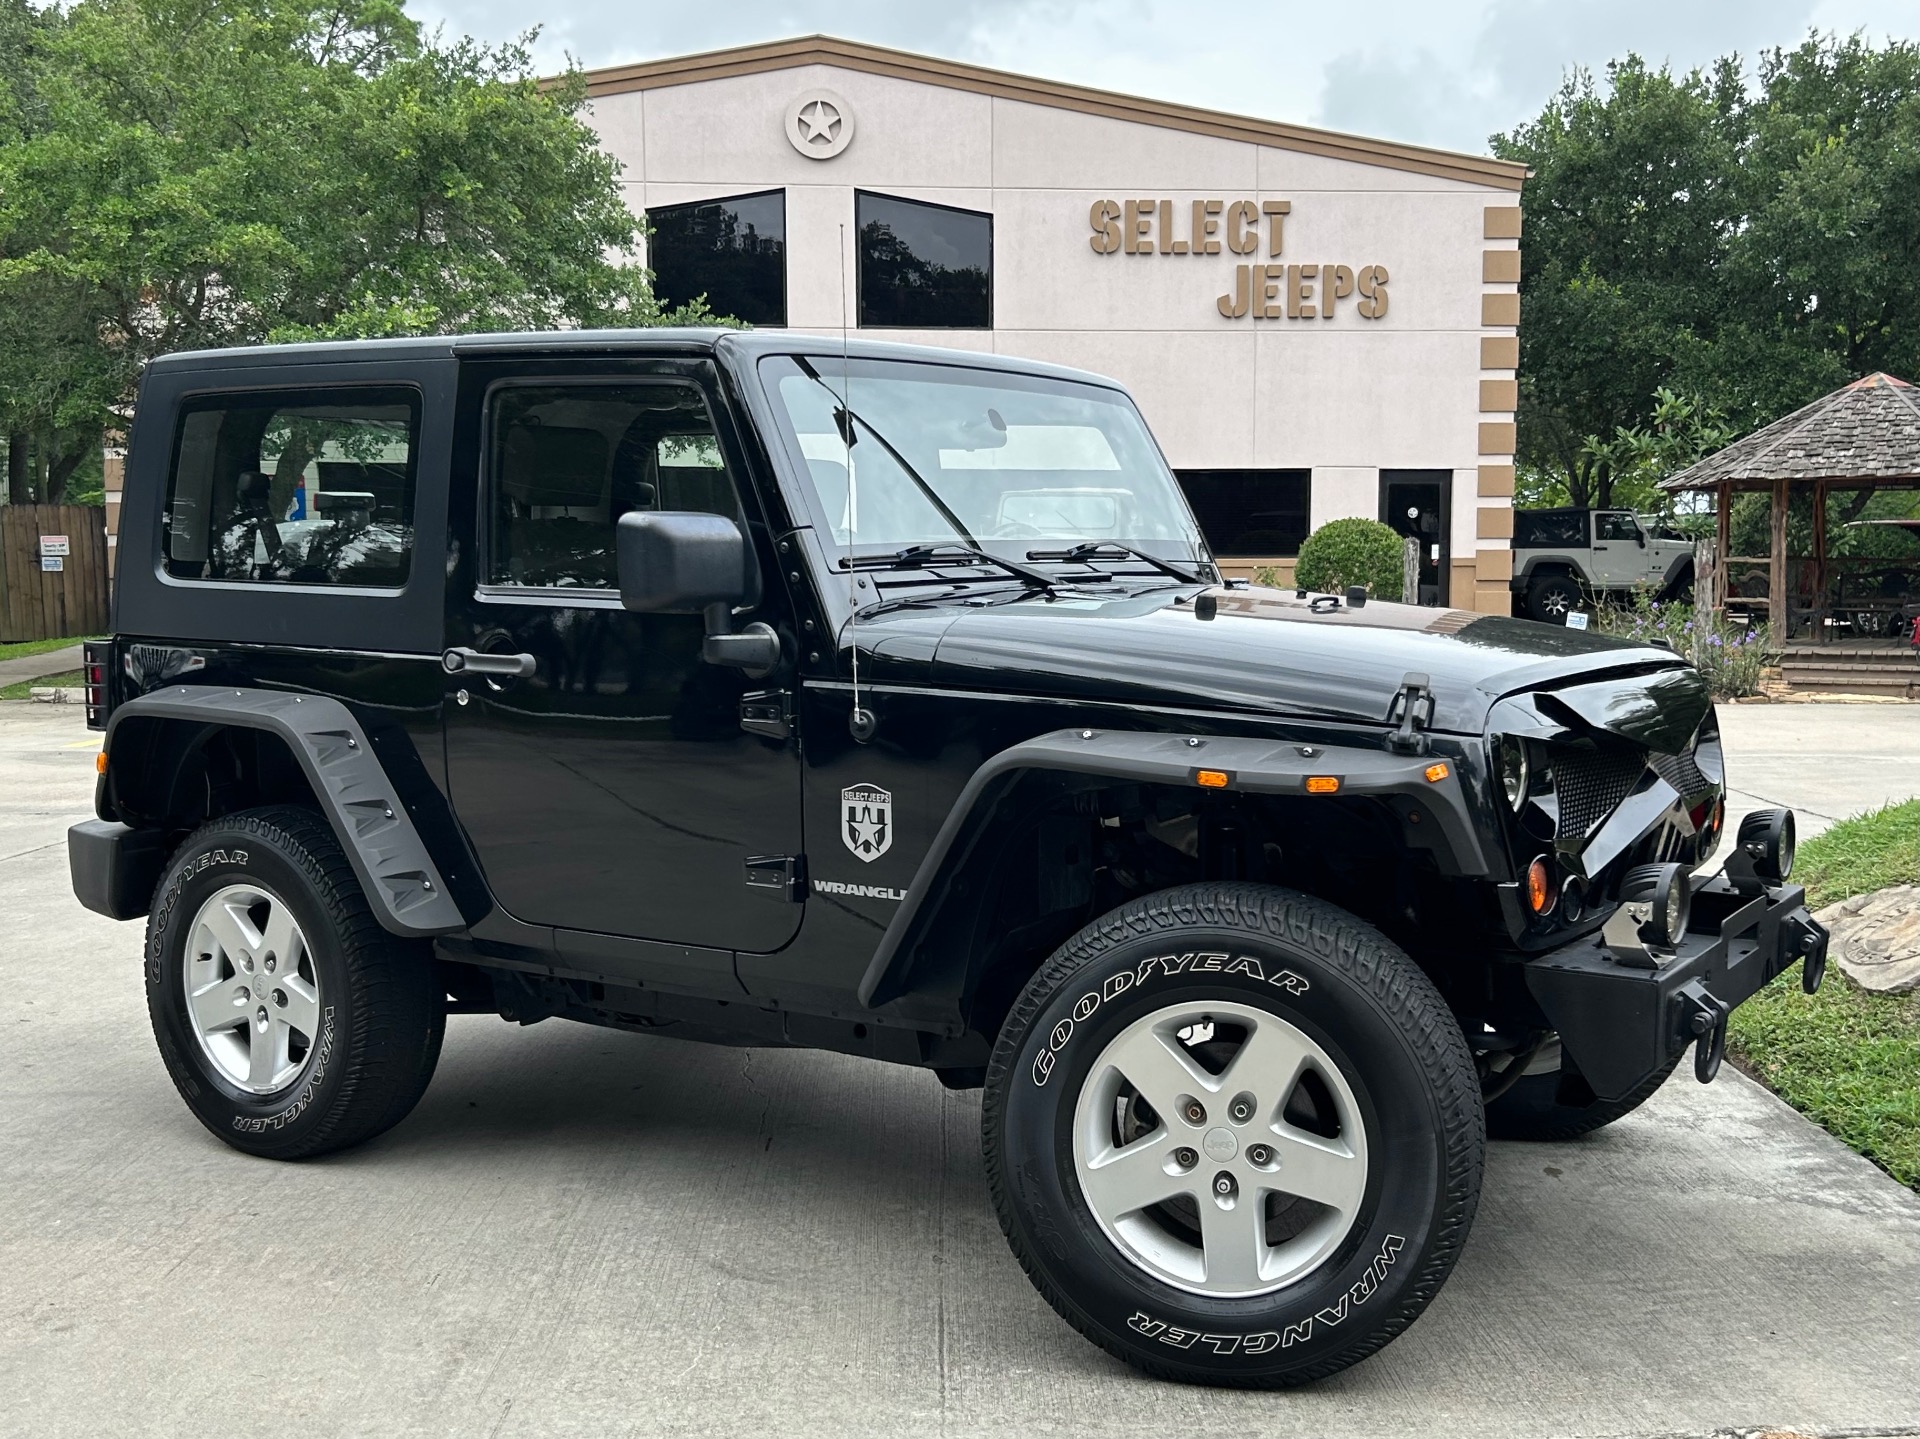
1385,672 -> 1434,755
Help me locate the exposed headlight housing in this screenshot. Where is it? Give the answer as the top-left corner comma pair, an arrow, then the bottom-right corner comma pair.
1497,739 -> 1530,811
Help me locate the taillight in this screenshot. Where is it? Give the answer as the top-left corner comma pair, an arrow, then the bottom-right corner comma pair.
83,639 -> 112,731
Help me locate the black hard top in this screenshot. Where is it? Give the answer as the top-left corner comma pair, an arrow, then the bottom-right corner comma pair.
144,328 -> 1124,391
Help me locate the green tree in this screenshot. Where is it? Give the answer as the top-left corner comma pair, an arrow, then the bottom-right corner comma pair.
1493,33 -> 1920,510
0,0 -> 707,504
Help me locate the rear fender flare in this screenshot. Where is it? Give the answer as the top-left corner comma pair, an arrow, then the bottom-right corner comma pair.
105,688 -> 466,936
857,728 -> 1491,1011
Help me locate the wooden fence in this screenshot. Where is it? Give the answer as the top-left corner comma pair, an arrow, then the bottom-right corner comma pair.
0,504 -> 110,642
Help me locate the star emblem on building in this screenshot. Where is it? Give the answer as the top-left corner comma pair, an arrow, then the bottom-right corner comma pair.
796,99 -> 842,145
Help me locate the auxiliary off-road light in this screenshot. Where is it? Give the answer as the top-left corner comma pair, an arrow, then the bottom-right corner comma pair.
1617,861 -> 1691,948
1737,808 -> 1796,882
1526,856 -> 1556,915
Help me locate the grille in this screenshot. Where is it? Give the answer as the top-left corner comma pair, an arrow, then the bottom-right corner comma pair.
1551,749 -> 1647,841
1649,750 -> 1710,799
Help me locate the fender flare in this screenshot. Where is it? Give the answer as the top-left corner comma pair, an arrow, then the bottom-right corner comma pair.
856,728 -> 1489,1010
106,687 -> 466,936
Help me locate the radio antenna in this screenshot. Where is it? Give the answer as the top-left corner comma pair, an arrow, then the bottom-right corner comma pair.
839,222 -> 875,743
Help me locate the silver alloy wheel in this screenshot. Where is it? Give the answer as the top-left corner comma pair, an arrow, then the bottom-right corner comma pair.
182,882 -> 322,1095
1071,999 -> 1368,1298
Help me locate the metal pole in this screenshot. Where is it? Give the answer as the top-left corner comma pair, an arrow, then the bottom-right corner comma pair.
1403,536 -> 1418,605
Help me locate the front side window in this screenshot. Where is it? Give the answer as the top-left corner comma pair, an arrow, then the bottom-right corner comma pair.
647,190 -> 786,327
761,356 -> 1203,562
163,389 -> 418,587
1595,513 -> 1640,542
857,192 -> 992,329
487,383 -> 740,590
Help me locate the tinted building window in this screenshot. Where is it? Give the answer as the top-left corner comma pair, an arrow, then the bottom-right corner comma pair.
1176,470 -> 1311,557
647,190 -> 786,326
163,389 -> 418,587
857,192 -> 992,329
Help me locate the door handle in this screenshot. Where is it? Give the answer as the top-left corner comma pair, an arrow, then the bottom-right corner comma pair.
442,647 -> 536,678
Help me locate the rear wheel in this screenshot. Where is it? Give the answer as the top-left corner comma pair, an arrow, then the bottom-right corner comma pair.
1525,572 -> 1581,624
984,883 -> 1483,1387
145,806 -> 445,1159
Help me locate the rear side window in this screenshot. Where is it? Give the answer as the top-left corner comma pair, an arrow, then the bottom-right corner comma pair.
1513,510 -> 1587,548
485,382 -> 741,590
163,389 -> 419,587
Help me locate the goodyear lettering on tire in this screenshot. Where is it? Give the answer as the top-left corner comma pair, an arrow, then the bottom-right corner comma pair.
1030,951 -> 1309,1086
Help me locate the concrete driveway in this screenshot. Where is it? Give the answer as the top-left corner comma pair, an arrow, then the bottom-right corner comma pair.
2,700 -> 1916,1439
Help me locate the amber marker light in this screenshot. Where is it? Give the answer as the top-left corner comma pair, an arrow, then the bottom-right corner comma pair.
1194,769 -> 1230,789
1424,762 -> 1450,783
95,751 -> 108,774
1304,776 -> 1341,794
1526,856 -> 1556,915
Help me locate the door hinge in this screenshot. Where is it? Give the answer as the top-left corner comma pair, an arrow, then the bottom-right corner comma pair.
744,854 -> 807,902
740,689 -> 792,740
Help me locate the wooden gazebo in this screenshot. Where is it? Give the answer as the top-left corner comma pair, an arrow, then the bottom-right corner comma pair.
1661,372 -> 1920,641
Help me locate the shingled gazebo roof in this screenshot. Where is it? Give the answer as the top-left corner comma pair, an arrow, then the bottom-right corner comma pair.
1660,372 -> 1920,491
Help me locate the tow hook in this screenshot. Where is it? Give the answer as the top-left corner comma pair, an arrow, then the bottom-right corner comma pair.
1783,911 -> 1830,994
1676,980 -> 1730,1084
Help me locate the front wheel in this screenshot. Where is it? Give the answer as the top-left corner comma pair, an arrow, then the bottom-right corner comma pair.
984,883 -> 1483,1387
145,806 -> 445,1160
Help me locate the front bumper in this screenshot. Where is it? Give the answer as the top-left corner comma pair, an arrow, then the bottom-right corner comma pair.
1523,875 -> 1829,1100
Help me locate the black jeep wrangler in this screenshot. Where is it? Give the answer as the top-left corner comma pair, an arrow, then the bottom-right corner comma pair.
70,330 -> 1826,1387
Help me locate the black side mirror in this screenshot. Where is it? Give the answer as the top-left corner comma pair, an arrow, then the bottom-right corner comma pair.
616,511 -> 779,676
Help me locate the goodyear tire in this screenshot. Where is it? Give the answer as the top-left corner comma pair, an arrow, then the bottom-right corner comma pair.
145,806 -> 445,1160
984,883 -> 1483,1387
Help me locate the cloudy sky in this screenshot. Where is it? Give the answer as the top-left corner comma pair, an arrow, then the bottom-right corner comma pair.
412,0 -> 1913,155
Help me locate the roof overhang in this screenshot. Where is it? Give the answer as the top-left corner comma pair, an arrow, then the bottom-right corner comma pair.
562,34 -> 1529,192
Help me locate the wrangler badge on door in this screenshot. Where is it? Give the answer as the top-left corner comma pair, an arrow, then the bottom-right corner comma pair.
842,784 -> 893,862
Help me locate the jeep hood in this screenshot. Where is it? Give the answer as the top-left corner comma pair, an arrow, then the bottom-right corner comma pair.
890,585 -> 1702,742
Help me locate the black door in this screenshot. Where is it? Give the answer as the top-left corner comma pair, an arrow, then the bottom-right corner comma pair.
1380,470 -> 1451,606
442,367 -> 802,956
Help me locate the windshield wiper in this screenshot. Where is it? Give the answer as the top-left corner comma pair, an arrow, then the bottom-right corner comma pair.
792,356 -> 985,543
1025,541 -> 1210,586
843,543 -> 1061,590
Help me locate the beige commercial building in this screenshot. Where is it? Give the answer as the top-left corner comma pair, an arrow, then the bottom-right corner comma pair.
577,36 -> 1526,612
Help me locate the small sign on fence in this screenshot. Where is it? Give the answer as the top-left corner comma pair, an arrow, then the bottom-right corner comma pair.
40,555 -> 64,572
38,534 -> 70,558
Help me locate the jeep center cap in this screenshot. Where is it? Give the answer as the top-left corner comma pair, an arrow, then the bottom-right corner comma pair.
1203,1127 -> 1238,1162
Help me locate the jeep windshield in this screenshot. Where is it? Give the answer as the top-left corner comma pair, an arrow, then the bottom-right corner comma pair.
761,354 -> 1211,582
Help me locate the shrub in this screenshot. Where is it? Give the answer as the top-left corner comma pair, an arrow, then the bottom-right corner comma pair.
1293,518 -> 1406,600
1595,588 -> 1773,699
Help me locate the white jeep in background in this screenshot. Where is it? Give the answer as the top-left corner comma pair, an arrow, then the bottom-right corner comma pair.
1512,508 -> 1696,623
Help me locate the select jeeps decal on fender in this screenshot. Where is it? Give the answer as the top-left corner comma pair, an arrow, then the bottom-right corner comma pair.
1126,1234 -> 1405,1356
1031,951 -> 1309,1087
815,879 -> 907,901
842,784 -> 892,862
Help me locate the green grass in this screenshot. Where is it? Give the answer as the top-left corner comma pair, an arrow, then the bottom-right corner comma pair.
0,635 -> 97,663
0,667 -> 82,701
1727,800 -> 1920,1189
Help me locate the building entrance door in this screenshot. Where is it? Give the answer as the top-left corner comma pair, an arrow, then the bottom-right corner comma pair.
1379,470 -> 1451,606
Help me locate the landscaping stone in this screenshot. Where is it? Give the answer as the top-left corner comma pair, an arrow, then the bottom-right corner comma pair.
1817,884 -> 1920,992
